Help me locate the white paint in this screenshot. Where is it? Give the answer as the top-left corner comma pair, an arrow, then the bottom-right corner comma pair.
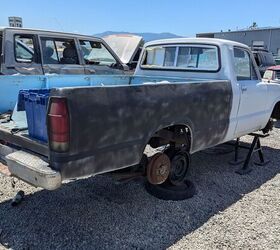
135,38 -> 280,143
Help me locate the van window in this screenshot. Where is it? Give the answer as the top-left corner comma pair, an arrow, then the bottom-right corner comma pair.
15,35 -> 34,63
142,45 -> 219,71
79,40 -> 117,66
234,48 -> 258,81
41,37 -> 79,64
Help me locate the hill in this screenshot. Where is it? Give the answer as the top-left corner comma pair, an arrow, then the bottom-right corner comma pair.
94,31 -> 183,42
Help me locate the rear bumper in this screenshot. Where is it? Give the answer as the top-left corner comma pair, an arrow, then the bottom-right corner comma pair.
0,146 -> 61,190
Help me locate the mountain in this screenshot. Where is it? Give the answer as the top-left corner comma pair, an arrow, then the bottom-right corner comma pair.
94,31 -> 183,42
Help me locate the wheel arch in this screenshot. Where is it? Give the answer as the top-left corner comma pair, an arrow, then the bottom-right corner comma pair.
140,120 -> 194,158
271,101 -> 280,119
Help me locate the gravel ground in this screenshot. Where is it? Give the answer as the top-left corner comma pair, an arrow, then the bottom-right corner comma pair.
1,128 -> 280,249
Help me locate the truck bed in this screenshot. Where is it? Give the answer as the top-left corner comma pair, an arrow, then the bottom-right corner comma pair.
0,74 -> 198,113
0,75 -> 232,184
0,116 -> 48,157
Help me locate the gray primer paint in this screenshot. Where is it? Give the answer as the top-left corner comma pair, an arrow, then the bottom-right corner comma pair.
49,80 -> 232,179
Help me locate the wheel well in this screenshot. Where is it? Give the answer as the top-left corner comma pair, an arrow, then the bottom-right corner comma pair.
148,124 -> 192,151
271,101 -> 280,119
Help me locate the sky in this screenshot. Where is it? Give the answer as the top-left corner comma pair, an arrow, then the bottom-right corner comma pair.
1,0 -> 280,37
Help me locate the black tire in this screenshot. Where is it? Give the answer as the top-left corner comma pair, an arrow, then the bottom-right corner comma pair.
164,148 -> 191,186
262,118 -> 274,134
145,180 -> 196,201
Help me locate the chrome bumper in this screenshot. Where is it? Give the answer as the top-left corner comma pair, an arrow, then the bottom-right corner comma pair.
0,145 -> 61,190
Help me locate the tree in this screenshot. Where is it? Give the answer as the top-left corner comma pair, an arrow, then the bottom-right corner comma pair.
249,22 -> 258,30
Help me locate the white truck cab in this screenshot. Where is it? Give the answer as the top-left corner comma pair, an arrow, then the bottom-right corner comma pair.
135,38 -> 279,140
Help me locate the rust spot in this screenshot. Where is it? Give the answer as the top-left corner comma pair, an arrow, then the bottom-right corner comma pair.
147,153 -> 170,185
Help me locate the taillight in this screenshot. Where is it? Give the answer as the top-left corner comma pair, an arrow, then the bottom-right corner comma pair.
48,97 -> 70,152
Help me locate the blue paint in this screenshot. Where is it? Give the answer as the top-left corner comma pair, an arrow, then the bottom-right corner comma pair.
0,74 -> 194,113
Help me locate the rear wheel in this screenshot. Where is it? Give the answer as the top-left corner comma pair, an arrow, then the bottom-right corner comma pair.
169,151 -> 190,186
145,180 -> 195,201
164,148 -> 190,186
262,118 -> 274,134
144,126 -> 194,200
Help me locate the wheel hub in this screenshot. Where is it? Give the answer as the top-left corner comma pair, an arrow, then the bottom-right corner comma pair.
147,153 -> 171,185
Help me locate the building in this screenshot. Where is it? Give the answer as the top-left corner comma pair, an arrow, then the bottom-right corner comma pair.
197,27 -> 280,55
8,17 -> 22,28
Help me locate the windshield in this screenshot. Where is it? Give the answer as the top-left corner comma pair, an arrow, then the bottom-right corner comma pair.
263,70 -> 274,79
79,40 -> 117,66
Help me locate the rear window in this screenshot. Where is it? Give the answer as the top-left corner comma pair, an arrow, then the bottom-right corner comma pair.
141,44 -> 219,71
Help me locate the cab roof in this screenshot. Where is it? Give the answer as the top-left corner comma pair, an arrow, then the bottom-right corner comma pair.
144,37 -> 249,49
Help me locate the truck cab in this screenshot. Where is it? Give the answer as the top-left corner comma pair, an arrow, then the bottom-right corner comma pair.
135,38 -> 275,138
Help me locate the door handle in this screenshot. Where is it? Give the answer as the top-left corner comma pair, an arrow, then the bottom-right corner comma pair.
241,86 -> 247,93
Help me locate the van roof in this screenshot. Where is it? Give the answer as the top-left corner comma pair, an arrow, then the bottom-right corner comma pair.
0,26 -> 100,39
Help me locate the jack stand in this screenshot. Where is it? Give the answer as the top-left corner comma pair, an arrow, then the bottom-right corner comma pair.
228,138 -> 244,165
228,133 -> 270,175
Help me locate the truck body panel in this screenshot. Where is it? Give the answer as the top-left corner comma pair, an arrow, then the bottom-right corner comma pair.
49,79 -> 232,179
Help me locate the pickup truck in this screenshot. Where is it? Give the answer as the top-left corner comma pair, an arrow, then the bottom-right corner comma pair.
0,27 -> 127,75
263,66 -> 280,84
0,38 -> 280,191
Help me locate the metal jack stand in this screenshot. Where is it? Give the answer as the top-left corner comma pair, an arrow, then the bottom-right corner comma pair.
228,138 -> 245,165
229,133 -> 270,175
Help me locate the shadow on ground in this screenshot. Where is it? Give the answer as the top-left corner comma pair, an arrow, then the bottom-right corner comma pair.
0,141 -> 279,249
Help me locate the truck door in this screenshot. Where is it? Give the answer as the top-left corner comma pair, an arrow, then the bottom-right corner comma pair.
39,36 -> 85,74
234,47 -> 268,137
78,39 -> 124,75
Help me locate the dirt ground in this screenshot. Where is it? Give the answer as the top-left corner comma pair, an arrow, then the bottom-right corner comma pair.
1,128 -> 280,249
